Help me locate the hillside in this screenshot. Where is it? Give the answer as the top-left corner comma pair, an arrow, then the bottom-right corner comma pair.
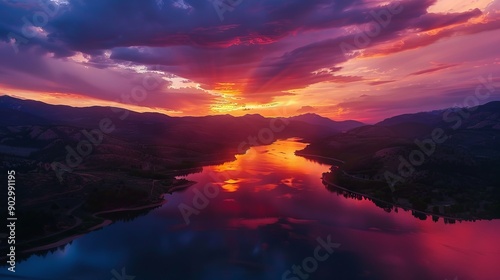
298,101 -> 500,220
1,95 -> 356,258
288,113 -> 364,131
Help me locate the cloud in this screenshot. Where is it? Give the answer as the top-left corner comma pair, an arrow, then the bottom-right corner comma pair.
368,80 -> 396,86
362,11 -> 499,58
0,0 -> 498,119
0,43 -> 217,114
411,9 -> 483,31
296,106 -> 317,113
409,63 -> 459,76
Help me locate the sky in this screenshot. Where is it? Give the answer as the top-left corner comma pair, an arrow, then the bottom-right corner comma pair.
0,0 -> 499,123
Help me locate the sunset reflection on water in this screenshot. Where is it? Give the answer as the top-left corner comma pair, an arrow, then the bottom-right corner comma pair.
176,138 -> 500,280
12,139 -> 500,280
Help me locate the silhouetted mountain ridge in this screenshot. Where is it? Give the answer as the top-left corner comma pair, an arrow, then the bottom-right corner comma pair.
288,113 -> 364,131
297,101 -> 500,220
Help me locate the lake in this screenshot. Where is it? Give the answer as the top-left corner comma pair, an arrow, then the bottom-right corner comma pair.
9,139 -> 500,280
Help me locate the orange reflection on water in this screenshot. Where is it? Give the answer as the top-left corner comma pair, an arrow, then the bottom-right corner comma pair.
221,183 -> 239,192
176,138 -> 500,280
204,139 -> 328,193
212,160 -> 241,173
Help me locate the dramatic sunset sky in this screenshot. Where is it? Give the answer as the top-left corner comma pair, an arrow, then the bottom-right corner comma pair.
0,0 -> 499,122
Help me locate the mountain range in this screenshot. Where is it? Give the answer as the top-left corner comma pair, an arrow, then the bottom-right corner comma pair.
2,95 -> 500,262
0,95 -> 364,165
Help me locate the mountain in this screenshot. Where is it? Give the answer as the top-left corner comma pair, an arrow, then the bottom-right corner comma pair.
376,101 -> 500,130
288,113 -> 364,131
1,96 -> 382,150
2,95 -> 500,259
297,101 -> 500,220
0,95 -> 358,257
0,95 -> 354,165
376,110 -> 445,127
300,101 -> 500,163
0,95 -> 175,127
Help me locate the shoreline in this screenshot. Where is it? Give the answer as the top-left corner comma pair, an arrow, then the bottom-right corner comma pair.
9,181 -> 196,259
321,175 -> 468,222
296,150 -> 476,222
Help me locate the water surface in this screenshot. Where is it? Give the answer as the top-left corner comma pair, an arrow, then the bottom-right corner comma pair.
9,139 -> 500,280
